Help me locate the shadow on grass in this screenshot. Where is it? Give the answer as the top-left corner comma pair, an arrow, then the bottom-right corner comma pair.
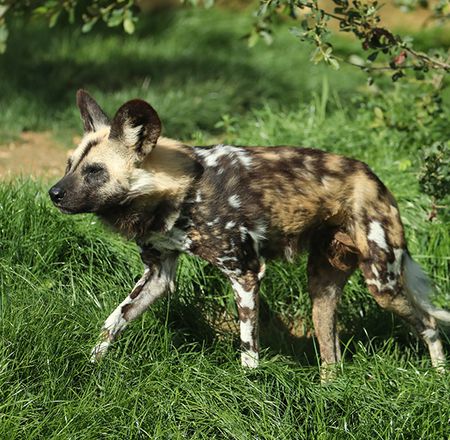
1,9 -> 308,136
163,296 -> 317,366
159,281 -> 450,367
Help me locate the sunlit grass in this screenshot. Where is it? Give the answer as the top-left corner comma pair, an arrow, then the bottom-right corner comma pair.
0,6 -> 449,439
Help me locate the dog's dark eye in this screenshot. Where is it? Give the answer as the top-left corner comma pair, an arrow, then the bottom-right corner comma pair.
82,163 -> 108,184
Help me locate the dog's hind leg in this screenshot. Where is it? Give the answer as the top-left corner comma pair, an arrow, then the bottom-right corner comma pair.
307,231 -> 358,381
90,249 -> 178,362
349,177 -> 449,369
360,245 -> 448,370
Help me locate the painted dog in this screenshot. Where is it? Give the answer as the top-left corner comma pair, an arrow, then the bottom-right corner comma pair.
49,90 -> 449,379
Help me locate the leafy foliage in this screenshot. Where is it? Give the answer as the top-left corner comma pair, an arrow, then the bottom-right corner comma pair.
0,0 -> 140,50
1,0 -> 449,79
253,0 -> 449,81
419,141 -> 450,219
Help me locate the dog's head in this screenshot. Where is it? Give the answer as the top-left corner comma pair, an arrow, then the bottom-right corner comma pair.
49,90 -> 161,214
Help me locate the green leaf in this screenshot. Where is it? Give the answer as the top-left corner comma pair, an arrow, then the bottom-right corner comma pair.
367,51 -> 378,62
392,71 -> 404,82
398,159 -> 412,171
349,54 -> 365,66
259,30 -> 273,45
82,19 -> 97,33
33,6 -> 50,15
49,11 -> 60,28
258,2 -> 270,16
311,48 -> 323,64
0,5 -> 9,18
329,57 -> 340,70
68,8 -> 75,24
247,30 -> 259,48
0,25 -> 8,54
123,17 -> 135,34
107,14 -> 123,28
374,106 -> 384,119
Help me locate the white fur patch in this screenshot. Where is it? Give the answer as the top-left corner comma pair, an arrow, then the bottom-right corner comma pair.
225,221 -> 236,229
206,218 -> 219,227
241,350 -> 259,368
387,248 -> 403,277
367,221 -> 388,251
239,226 -> 248,242
221,267 -> 242,278
99,255 -> 177,348
371,264 -> 380,277
240,319 -> 254,344
122,261 -> 177,323
128,169 -> 156,199
228,195 -> 241,209
258,260 -> 266,281
422,328 -> 439,341
90,341 -> 110,363
247,221 -> 267,254
422,329 -> 445,368
146,228 -> 192,252
217,256 -> 238,266
231,279 -> 255,309
366,261 -> 398,292
284,245 -> 294,262
123,123 -> 143,147
103,297 -> 131,336
196,145 -> 252,168
366,278 -> 383,291
235,151 -> 252,169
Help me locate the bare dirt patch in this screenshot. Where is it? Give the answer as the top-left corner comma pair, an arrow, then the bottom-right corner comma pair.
0,132 -> 68,179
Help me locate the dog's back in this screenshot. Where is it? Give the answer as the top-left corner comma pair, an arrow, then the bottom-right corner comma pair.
191,144 -> 400,260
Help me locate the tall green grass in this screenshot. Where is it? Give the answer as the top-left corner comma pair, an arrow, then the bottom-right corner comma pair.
1,6 -> 449,439
0,178 -> 449,439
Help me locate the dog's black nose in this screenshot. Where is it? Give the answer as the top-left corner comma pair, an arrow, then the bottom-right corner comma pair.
48,186 -> 65,203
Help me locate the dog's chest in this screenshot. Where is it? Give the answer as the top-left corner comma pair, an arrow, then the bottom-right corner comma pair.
143,227 -> 193,254
141,145 -> 266,265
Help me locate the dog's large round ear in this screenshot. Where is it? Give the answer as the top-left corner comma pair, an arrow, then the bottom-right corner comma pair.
76,89 -> 110,133
109,99 -> 161,160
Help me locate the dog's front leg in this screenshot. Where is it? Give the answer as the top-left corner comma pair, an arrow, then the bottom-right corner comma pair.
229,271 -> 260,369
90,251 -> 178,362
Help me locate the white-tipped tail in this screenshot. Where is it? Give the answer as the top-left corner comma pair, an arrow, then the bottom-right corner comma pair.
403,253 -> 450,323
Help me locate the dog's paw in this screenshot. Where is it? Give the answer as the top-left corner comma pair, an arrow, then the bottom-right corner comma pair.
320,363 -> 338,384
90,341 -> 110,363
241,351 -> 259,369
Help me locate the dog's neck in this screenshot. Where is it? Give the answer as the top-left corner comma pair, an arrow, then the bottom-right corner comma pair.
98,138 -> 202,240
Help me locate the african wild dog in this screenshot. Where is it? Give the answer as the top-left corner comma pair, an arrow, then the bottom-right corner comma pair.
49,90 -> 449,379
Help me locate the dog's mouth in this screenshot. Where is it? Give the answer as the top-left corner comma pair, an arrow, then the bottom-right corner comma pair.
51,202 -> 79,215
54,201 -> 96,215
58,206 -> 77,215
55,204 -> 77,214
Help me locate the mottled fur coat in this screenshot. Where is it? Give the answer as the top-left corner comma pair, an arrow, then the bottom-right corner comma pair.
49,91 -> 450,379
